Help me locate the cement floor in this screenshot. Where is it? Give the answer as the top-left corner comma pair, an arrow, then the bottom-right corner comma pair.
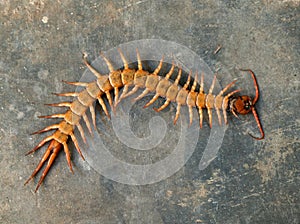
0,0 -> 299,223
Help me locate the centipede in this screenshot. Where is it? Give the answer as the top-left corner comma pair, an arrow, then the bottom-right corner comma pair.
24,48 -> 264,192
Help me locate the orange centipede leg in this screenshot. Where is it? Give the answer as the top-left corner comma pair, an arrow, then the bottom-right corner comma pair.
31,124 -> 60,135
173,104 -> 181,125
70,133 -> 85,160
52,92 -> 78,97
24,140 -> 62,192
25,136 -> 54,155
154,99 -> 170,112
62,142 -> 73,173
143,93 -> 159,108
34,141 -> 62,192
76,123 -> 87,144
38,114 -> 65,119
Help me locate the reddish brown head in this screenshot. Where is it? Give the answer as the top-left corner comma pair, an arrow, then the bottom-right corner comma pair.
229,69 -> 264,140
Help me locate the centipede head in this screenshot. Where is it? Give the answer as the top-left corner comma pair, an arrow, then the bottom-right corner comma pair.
229,69 -> 264,140
231,95 -> 252,115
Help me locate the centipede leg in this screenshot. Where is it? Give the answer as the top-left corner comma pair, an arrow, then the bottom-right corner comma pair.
98,97 -> 110,119
114,87 -> 120,108
207,108 -> 213,128
198,107 -> 203,128
70,133 -> 84,160
31,124 -> 60,135
174,104 -> 181,125
133,89 -> 149,102
122,86 -> 139,99
45,102 -> 71,108
38,114 -> 65,119
82,113 -> 93,135
76,123 -> 87,144
62,142 -> 73,173
24,140 -> 62,192
188,106 -> 193,126
62,80 -> 89,87
82,53 -> 102,79
34,142 -> 62,192
26,136 -> 54,155
136,48 -> 142,70
89,105 -> 96,128
52,92 -> 78,97
154,99 -> 170,112
215,108 -> 222,126
143,93 -> 159,108
105,91 -> 114,112
24,140 -> 56,185
117,85 -> 130,104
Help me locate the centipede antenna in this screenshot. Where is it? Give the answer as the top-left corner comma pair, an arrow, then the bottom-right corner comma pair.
240,69 -> 259,105
248,107 -> 265,140
239,69 -> 264,139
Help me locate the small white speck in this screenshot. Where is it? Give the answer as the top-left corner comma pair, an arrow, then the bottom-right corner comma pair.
34,111 -> 42,119
42,16 -> 48,24
17,111 -> 24,120
8,104 -> 15,111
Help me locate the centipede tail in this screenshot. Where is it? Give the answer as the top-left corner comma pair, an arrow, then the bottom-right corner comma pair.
25,140 -> 62,192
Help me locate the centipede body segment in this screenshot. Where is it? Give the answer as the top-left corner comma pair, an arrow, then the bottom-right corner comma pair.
25,48 -> 264,192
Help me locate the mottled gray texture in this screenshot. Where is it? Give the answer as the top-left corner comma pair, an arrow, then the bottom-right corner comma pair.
0,0 -> 299,223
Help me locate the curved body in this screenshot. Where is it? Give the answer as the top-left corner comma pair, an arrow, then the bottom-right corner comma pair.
25,49 -> 264,192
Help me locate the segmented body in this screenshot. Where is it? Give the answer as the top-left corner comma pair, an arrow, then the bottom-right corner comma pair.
25,49 -> 264,192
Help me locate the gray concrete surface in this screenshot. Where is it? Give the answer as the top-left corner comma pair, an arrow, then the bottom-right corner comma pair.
0,0 -> 299,223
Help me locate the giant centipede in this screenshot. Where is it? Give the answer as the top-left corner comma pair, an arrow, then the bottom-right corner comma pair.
24,49 -> 264,192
